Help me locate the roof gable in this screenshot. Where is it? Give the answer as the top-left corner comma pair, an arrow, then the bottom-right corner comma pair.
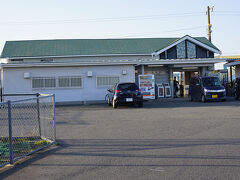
152,35 -> 220,56
1,36 -> 220,59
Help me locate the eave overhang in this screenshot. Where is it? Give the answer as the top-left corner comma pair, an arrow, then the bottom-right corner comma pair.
226,60 -> 240,66
1,58 -> 227,68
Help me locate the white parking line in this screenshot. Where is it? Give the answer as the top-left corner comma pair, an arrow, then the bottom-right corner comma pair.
150,167 -> 165,172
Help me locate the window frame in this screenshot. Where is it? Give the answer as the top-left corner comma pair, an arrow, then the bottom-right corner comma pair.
32,76 -> 83,90
32,77 -> 57,90
96,75 -> 120,88
58,76 -> 83,89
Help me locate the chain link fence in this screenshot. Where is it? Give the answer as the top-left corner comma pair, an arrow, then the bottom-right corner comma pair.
0,94 -> 56,167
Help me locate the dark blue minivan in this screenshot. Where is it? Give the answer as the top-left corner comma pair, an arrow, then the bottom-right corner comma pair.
189,76 -> 226,102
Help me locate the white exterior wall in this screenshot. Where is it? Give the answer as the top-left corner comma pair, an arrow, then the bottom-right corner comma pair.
2,65 -> 135,102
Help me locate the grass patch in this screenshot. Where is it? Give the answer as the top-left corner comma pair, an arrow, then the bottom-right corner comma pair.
0,138 -> 50,165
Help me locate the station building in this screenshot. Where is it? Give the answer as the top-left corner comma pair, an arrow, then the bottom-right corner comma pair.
0,35 -> 225,103
225,56 -> 240,82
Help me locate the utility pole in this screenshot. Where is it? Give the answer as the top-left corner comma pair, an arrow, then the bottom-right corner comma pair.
206,6 -> 214,42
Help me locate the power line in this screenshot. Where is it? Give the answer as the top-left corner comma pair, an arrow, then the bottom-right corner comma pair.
1,11 -> 239,26
214,11 -> 240,16
214,13 -> 240,16
82,26 -> 206,38
215,10 -> 240,13
0,12 -> 205,26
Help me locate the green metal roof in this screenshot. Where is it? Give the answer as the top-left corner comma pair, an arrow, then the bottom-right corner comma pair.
1,36 -> 220,58
192,37 -> 220,51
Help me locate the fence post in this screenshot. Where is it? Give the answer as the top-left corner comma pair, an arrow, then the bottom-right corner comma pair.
52,94 -> 56,143
0,88 -> 3,102
36,93 -> 42,138
8,101 -> 14,165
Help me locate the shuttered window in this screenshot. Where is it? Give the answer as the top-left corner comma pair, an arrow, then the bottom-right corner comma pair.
32,78 -> 44,88
70,77 -> 82,87
33,76 -> 82,89
32,77 -> 56,89
96,76 -> 120,87
58,77 -> 70,87
45,78 -> 56,88
58,76 -> 82,88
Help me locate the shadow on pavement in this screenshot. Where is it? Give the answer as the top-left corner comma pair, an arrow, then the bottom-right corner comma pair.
1,138 -> 240,178
143,97 -> 240,109
0,145 -> 60,179
53,138 -> 240,160
54,97 -> 239,110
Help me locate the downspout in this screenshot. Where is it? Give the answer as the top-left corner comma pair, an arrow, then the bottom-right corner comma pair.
169,67 -> 174,98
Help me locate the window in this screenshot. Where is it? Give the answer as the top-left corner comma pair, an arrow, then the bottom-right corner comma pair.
32,77 -> 56,89
59,77 -> 70,87
96,76 -> 120,87
32,76 -> 82,89
45,78 -> 56,88
202,77 -> 221,87
70,77 -> 82,87
117,83 -> 138,91
58,76 -> 82,88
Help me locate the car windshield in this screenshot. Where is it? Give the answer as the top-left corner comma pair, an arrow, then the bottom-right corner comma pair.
202,77 -> 221,87
118,83 -> 138,91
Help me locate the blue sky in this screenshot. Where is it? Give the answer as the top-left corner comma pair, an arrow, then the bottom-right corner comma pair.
0,0 -> 240,56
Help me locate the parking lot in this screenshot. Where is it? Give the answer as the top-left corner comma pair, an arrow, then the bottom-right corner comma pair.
1,98 -> 240,180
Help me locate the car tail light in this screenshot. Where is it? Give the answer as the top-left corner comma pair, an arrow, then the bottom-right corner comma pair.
136,89 -> 141,95
115,90 -> 122,93
136,89 -> 141,92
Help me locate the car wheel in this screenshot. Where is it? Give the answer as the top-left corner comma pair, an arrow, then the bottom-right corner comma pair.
235,94 -> 239,100
138,102 -> 143,107
108,97 -> 112,106
112,100 -> 117,109
201,95 -> 206,103
190,95 -> 193,102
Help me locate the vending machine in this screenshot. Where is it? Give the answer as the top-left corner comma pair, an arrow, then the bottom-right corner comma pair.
163,83 -> 171,97
138,75 -> 155,99
157,83 -> 165,98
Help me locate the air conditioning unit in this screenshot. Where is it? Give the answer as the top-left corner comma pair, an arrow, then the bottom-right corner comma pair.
24,72 -> 31,79
87,71 -> 93,77
122,70 -> 127,75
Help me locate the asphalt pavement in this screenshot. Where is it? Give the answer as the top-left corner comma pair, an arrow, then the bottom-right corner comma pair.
1,98 -> 240,180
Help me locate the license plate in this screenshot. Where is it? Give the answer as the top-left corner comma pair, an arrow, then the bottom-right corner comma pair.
126,98 -> 133,102
212,94 -> 218,98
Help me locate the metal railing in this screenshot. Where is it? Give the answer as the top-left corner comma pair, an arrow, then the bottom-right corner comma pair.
0,94 -> 56,167
0,93 -> 40,102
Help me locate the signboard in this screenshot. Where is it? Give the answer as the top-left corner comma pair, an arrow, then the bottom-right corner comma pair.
138,75 -> 155,99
